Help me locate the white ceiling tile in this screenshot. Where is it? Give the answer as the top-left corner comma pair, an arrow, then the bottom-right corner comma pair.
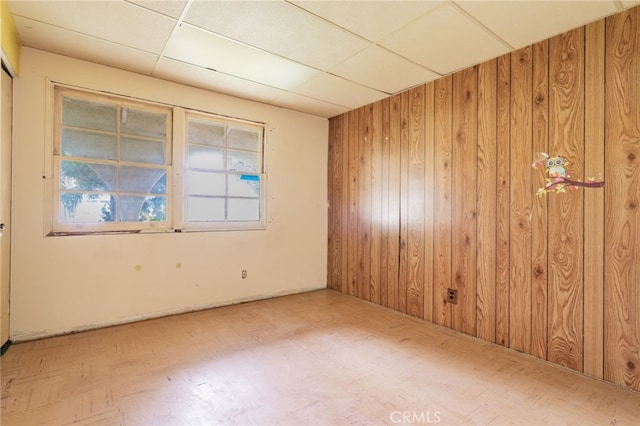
330,46 -> 440,94
270,92 -> 350,118
291,73 -> 388,109
163,24 -> 320,91
379,3 -> 510,75
291,0 -> 443,42
126,0 -> 189,19
457,1 -> 619,50
13,16 -> 158,75
7,0 -> 176,54
184,0 -> 369,70
153,57 -> 286,104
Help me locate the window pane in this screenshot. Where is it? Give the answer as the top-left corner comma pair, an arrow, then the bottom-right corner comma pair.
227,126 -> 260,152
150,174 -> 167,195
60,161 -> 116,191
121,195 -> 166,222
187,146 -> 224,170
140,196 -> 167,221
188,119 -> 225,147
121,137 -> 166,165
62,97 -> 116,132
120,108 -> 167,139
119,167 -> 166,194
61,129 -> 117,160
228,198 -> 260,221
187,197 -> 225,222
228,174 -> 260,197
227,149 -> 260,173
59,193 -> 115,223
187,171 -> 225,196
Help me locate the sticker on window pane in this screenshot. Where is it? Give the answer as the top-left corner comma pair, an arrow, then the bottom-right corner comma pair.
120,195 -> 166,222
62,129 -> 117,160
188,119 -> 225,147
59,193 -> 115,223
121,137 -> 166,165
227,126 -> 260,152
187,146 -> 224,170
228,198 -> 260,221
187,171 -> 225,196
228,174 -> 260,198
120,108 -> 167,139
60,161 -> 116,192
62,97 -> 117,132
119,167 -> 166,194
187,197 -> 225,222
227,149 -> 260,173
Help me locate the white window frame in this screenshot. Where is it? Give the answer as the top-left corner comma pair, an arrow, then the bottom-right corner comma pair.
47,83 -> 267,235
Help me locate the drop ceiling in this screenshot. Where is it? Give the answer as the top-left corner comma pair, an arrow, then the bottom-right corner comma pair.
6,0 -> 639,118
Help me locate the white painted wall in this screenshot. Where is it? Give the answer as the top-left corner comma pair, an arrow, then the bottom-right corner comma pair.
10,48 -> 328,340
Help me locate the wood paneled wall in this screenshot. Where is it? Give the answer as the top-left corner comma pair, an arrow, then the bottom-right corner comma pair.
327,7 -> 640,392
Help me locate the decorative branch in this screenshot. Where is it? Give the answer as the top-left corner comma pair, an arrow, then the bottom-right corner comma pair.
547,177 -> 604,188
537,176 -> 605,196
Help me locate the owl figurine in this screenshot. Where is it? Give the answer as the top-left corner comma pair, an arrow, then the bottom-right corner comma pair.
546,156 -> 568,178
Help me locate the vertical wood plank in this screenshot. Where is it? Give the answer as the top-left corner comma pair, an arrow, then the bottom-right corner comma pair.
604,7 -> 640,392
531,39 -> 549,361
407,86 -> 426,319
548,27 -> 584,372
584,19 -> 605,380
509,46 -> 533,355
370,101 -> 383,305
358,105 -> 373,301
387,95 -> 402,311
423,82 -> 435,323
433,75 -> 453,327
452,67 -> 478,335
346,109 -> 359,297
476,59 -> 497,342
398,92 -> 410,314
340,113 -> 350,294
496,53 -> 511,347
327,118 -> 336,290
380,98 -> 391,308
327,117 -> 338,290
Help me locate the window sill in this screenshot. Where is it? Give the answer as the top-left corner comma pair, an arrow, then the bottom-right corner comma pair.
47,224 -> 266,237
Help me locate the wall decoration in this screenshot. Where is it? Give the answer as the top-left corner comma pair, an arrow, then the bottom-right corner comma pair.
532,152 -> 604,196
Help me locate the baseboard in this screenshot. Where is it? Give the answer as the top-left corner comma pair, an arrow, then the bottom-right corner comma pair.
11,285 -> 327,342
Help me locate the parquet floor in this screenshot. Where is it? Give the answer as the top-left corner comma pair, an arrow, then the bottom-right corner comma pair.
1,289 -> 639,425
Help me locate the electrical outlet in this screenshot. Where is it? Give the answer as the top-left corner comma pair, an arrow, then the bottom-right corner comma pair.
447,288 -> 458,304
242,269 -> 247,279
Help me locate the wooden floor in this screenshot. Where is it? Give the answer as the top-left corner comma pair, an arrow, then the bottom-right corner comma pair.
1,290 -> 639,425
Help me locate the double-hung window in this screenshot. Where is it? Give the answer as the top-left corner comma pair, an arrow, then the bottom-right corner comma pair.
53,88 -> 171,232
184,113 -> 264,229
50,85 -> 266,234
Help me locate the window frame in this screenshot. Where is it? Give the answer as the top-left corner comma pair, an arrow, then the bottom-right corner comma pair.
47,83 -> 267,236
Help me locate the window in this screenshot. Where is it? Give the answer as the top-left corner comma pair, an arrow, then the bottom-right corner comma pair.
184,113 -> 264,228
51,86 -> 265,234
